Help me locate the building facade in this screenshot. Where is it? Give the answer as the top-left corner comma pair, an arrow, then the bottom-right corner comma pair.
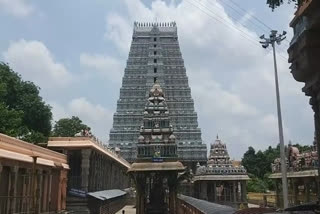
194,136 -> 249,208
287,0 -> 320,200
109,22 -> 207,169
0,133 -> 69,214
270,143 -> 318,207
47,137 -> 131,214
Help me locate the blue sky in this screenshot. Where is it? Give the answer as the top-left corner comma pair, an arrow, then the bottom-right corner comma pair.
0,0 -> 313,159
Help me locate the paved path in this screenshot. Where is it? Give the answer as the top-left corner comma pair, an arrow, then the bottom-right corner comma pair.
116,205 -> 136,214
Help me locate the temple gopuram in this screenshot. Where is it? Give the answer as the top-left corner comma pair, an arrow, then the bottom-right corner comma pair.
109,22 -> 207,171
270,140 -> 319,207
128,82 -> 185,214
194,136 -> 249,209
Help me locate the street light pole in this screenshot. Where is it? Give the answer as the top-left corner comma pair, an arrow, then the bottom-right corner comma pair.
260,30 -> 288,209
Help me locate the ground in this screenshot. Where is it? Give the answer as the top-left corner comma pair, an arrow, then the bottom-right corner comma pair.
116,205 -> 136,214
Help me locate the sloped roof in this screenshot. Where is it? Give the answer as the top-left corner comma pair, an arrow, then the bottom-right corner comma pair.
87,189 -> 127,201
48,137 -> 131,169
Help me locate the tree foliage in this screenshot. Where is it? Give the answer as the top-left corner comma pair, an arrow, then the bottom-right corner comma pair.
52,116 -> 91,137
247,176 -> 269,193
242,143 -> 312,192
242,145 -> 280,192
242,146 -> 280,179
0,62 -> 52,143
267,0 -> 300,10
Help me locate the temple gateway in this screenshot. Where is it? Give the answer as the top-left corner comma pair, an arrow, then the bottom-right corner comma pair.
128,82 -> 185,214
109,22 -> 207,171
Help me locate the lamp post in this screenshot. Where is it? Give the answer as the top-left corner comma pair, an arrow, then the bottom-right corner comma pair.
260,30 -> 288,209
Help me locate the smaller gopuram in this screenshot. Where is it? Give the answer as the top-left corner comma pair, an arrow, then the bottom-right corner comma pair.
269,140 -> 319,207
128,82 -> 185,214
194,136 -> 249,208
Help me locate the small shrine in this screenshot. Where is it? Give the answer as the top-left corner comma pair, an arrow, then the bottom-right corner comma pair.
128,83 -> 185,214
269,139 -> 319,207
194,136 -> 249,208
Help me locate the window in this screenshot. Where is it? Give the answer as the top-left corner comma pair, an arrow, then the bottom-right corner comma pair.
154,59 -> 157,63
154,38 -> 157,41
154,51 -> 157,55
154,67 -> 157,73
154,77 -> 157,83
154,44 -> 157,48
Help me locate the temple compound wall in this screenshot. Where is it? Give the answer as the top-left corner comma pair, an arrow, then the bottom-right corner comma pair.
0,133 -> 69,214
48,137 -> 131,214
194,136 -> 249,209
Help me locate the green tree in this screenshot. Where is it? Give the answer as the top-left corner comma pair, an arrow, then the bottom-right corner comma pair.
242,143 -> 312,192
52,116 -> 90,137
242,147 -> 259,176
0,62 -> 52,143
247,176 -> 268,193
0,102 -> 26,136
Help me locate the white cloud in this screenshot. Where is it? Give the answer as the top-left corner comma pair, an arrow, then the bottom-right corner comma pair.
80,53 -> 124,83
0,0 -> 34,17
105,13 -> 133,54
50,97 -> 113,142
49,101 -> 69,122
102,0 -> 313,159
3,39 -> 72,89
68,97 -> 112,122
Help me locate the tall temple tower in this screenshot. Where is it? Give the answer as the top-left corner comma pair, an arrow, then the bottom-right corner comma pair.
109,22 -> 207,169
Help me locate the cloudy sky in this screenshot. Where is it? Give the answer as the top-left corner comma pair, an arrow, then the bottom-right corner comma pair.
0,0 -> 313,159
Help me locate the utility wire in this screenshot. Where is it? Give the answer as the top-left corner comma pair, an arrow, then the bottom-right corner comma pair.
206,0 -> 290,54
186,0 -> 288,62
223,0 -> 292,45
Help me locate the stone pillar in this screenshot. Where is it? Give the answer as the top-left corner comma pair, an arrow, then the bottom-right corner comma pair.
48,172 -> 52,211
89,152 -> 94,191
103,158 -> 107,189
81,149 -> 91,192
36,169 -> 43,213
292,178 -> 298,205
25,169 -> 32,212
169,184 -> 177,214
304,178 -> 311,203
275,181 -> 281,208
0,163 -> 2,184
42,172 -> 48,212
233,181 -> 237,203
9,166 -> 19,213
223,184 -> 227,202
200,181 -> 207,200
135,174 -> 146,214
213,181 -> 217,202
61,170 -> 67,210
311,93 -> 320,202
241,181 -> 247,203
101,156 -> 104,189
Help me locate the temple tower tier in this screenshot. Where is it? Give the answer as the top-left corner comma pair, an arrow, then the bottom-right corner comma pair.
109,22 -> 207,168
194,136 -> 249,209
